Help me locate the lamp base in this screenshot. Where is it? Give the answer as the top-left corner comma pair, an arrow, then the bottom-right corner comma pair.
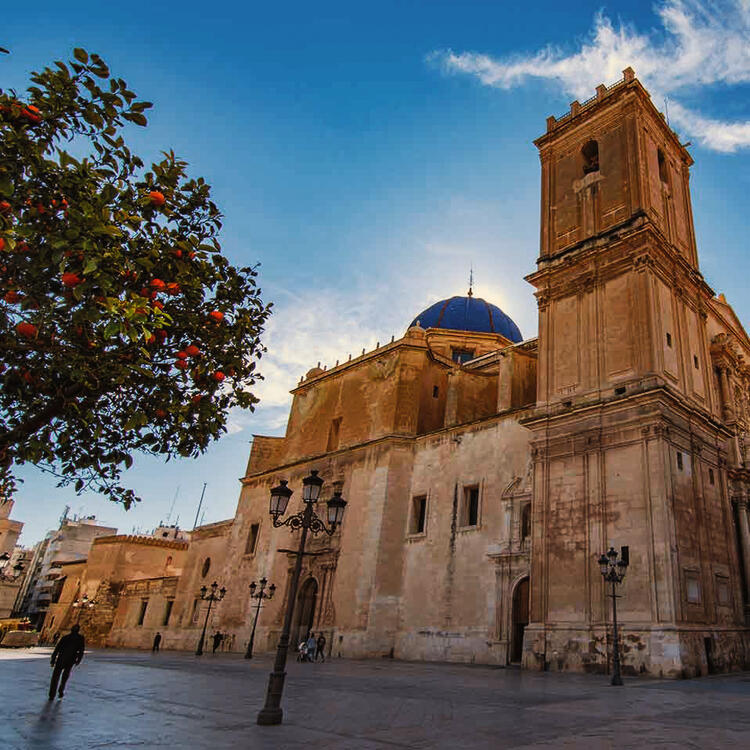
256,707 -> 283,725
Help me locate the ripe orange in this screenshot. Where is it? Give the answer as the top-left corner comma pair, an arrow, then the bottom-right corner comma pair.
208,310 -> 224,323
149,191 -> 166,207
16,322 -> 37,338
61,272 -> 83,288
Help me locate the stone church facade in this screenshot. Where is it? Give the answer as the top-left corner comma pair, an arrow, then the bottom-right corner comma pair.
107,70 -> 750,678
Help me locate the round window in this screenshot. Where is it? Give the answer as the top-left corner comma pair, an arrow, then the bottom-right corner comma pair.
201,557 -> 211,578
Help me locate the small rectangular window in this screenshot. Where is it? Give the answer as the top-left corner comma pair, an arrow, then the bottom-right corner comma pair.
716,577 -> 730,606
677,452 -> 683,470
410,495 -> 427,534
686,574 -> 701,604
191,598 -> 200,624
693,355 -> 699,370
666,332 -> 672,348
327,417 -> 342,451
709,468 -> 715,485
432,385 -> 439,398
163,599 -> 174,626
245,523 -> 260,555
461,485 -> 480,527
137,599 -> 149,626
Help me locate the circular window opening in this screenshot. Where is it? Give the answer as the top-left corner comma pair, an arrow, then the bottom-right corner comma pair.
201,557 -> 211,578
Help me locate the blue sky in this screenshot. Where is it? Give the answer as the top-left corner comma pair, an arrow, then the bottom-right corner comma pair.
4,0 -> 749,544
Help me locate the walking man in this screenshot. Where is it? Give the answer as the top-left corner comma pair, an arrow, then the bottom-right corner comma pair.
49,624 -> 85,700
305,632 -> 316,663
212,631 -> 223,654
152,632 -> 162,653
315,632 -> 326,662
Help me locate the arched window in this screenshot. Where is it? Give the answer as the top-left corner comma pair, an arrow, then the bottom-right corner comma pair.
165,555 -> 173,568
201,557 -> 211,578
657,148 -> 669,184
521,503 -> 531,540
581,140 -> 599,175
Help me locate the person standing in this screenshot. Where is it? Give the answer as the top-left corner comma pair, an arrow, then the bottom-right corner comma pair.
306,632 -> 316,663
315,633 -> 326,662
49,624 -> 85,700
212,631 -> 223,654
152,632 -> 162,653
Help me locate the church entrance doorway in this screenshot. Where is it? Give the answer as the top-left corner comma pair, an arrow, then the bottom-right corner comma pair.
294,577 -> 318,647
510,577 -> 529,663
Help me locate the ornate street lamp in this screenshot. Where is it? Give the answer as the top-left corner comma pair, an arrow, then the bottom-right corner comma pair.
244,577 -> 276,659
195,581 -> 227,656
598,546 -> 629,686
71,593 -> 96,623
257,470 -> 347,726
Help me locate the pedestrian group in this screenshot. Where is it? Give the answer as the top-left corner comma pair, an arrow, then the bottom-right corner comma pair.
297,631 -> 326,662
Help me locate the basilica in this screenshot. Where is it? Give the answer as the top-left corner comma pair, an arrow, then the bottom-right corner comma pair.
57,69 -> 750,678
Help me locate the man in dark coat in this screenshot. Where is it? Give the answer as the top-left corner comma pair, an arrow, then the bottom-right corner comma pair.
49,624 -> 85,699
152,632 -> 162,653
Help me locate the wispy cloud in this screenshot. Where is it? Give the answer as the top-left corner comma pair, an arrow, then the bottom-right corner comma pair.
430,0 -> 750,152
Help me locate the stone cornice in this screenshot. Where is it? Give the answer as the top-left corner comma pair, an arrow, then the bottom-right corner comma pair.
92,535 -> 188,551
527,220 -> 713,307
522,384 -> 732,447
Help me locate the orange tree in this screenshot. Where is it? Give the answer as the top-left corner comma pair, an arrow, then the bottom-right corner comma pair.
0,49 -> 271,506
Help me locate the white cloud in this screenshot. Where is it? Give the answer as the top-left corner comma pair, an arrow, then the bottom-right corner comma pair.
431,1 -> 750,152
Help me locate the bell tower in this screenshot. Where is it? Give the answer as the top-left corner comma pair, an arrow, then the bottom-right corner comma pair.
528,67 -> 712,410
522,69 -> 749,678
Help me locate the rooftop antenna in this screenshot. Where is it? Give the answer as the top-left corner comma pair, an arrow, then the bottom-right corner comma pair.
468,265 -> 474,298
166,486 -> 180,524
192,482 -> 207,530
59,505 -> 70,527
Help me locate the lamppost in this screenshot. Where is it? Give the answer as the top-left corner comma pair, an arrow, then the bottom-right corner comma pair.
256,470 -> 347,726
598,546 -> 629,686
71,593 -> 96,623
195,581 -> 226,656
244,577 -> 276,659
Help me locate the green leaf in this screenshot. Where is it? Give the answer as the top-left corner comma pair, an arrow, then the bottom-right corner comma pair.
0,173 -> 13,198
73,48 -> 89,64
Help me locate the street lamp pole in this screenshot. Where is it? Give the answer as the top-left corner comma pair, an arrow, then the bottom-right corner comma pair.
256,470 -> 347,726
598,546 -> 629,686
195,581 -> 226,656
245,577 -> 276,659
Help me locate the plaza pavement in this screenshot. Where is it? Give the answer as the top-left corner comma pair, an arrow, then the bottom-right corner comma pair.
1,647 -> 750,749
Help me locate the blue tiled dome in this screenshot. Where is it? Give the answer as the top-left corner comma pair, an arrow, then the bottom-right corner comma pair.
410,295 -> 522,342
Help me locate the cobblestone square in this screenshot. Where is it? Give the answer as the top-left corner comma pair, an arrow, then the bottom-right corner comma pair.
2,648 -> 750,749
